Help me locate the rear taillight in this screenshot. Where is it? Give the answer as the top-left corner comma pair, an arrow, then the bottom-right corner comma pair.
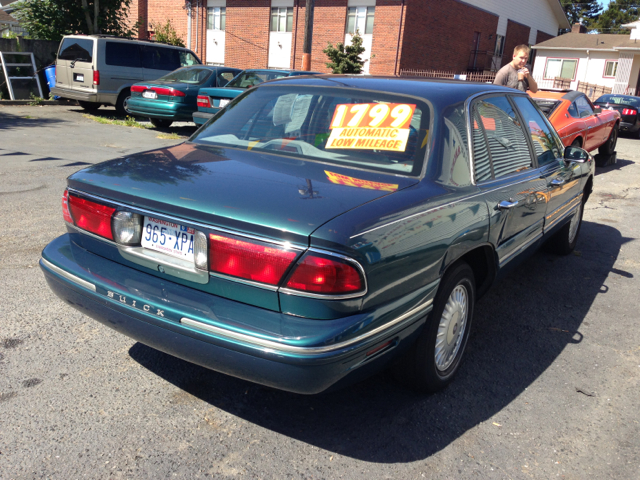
208,233 -> 298,285
285,254 -> 364,294
67,193 -> 115,240
197,95 -> 211,108
62,190 -> 73,223
152,87 -> 186,97
622,108 -> 637,115
93,70 -> 100,85
131,85 -> 146,93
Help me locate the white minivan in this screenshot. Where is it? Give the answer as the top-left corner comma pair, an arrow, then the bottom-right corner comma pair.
52,35 -> 201,114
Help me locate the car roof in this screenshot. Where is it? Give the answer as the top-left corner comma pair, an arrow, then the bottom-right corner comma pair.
241,69 -> 316,74
260,75 -> 522,102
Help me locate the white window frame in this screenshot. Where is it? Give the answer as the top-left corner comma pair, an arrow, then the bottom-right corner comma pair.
346,6 -> 375,35
207,7 -> 226,31
544,58 -> 578,81
603,60 -> 618,78
270,7 -> 293,33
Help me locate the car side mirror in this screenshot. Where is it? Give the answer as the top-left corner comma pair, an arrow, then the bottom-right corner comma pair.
564,146 -> 590,163
593,105 -> 602,115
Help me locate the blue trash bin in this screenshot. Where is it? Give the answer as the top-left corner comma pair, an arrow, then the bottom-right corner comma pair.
44,65 -> 59,99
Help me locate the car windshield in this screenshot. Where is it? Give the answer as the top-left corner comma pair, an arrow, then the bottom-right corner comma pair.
532,98 -> 561,117
596,95 -> 640,107
158,67 -> 213,84
190,85 -> 431,176
226,71 -> 289,89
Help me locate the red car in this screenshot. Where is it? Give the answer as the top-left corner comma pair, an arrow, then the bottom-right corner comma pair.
529,90 -> 619,164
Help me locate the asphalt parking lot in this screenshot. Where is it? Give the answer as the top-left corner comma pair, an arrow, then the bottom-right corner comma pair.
1,104 -> 639,479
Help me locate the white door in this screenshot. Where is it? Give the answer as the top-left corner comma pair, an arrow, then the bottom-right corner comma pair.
206,4 -> 226,65
344,6 -> 374,74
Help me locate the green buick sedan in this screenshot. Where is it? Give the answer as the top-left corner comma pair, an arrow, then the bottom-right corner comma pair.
40,76 -> 594,394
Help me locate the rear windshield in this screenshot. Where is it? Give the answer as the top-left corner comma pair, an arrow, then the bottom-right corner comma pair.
226,71 -> 289,89
158,67 -> 213,84
191,85 -> 431,176
596,95 -> 640,107
58,38 -> 94,63
532,98 -> 561,117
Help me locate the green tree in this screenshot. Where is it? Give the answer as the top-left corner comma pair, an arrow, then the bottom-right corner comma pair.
323,31 -> 366,74
561,0 -> 602,29
593,0 -> 640,34
151,19 -> 185,47
12,0 -> 136,41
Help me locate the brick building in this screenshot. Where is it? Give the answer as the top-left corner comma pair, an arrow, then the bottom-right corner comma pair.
127,0 -> 569,75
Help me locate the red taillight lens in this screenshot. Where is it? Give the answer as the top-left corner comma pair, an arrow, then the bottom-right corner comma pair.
62,190 -> 73,223
67,194 -> 115,240
152,87 -> 186,97
197,95 -> 211,108
285,254 -> 363,294
209,234 -> 298,285
131,85 -> 146,93
93,70 -> 100,85
622,108 -> 637,115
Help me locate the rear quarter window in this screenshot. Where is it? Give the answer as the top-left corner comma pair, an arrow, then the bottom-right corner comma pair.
142,46 -> 181,71
105,42 -> 142,67
58,38 -> 94,63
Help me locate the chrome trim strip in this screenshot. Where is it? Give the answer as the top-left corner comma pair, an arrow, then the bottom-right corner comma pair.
66,188 -> 306,251
41,258 -> 96,292
544,195 -> 583,233
499,230 -> 544,267
209,271 -> 280,291
180,298 -> 433,355
351,179 -> 532,239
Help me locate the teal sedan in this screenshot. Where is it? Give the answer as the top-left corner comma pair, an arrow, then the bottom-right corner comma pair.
125,65 -> 241,128
193,68 -> 320,126
40,76 -> 594,394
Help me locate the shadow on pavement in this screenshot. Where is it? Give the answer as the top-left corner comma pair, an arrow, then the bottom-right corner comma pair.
0,110 -> 66,131
595,157 -> 634,176
130,220 -> 630,463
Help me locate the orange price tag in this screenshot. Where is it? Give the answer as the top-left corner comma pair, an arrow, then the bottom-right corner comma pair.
326,103 -> 417,152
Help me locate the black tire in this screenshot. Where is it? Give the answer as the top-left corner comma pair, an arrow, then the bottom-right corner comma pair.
395,262 -> 475,393
546,196 -> 584,255
598,124 -> 618,155
77,100 -> 100,111
115,89 -> 130,116
150,118 -> 173,129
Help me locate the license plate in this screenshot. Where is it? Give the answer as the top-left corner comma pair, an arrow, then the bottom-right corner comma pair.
74,74 -> 84,82
143,90 -> 158,99
141,217 -> 195,261
218,98 -> 230,108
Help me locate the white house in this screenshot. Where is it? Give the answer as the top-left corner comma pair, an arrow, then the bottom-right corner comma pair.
532,21 -> 640,95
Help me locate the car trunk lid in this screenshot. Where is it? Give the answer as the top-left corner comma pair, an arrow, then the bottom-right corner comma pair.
66,142 -> 417,244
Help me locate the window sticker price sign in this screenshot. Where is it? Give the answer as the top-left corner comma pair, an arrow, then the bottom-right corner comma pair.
326,103 -> 416,152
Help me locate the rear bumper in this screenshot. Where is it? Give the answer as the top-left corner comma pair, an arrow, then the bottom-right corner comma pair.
619,121 -> 640,133
126,98 -> 194,121
50,86 -> 116,105
40,234 -> 432,394
193,111 -> 216,125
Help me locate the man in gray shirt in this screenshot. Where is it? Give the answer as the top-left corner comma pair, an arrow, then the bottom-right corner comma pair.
494,44 -> 538,93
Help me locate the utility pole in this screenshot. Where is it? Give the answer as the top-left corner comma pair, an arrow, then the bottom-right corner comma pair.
302,0 -> 315,71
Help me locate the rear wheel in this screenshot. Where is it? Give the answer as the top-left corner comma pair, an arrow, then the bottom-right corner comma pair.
78,101 -> 100,112
150,118 -> 173,129
598,124 -> 618,155
546,196 -> 584,255
115,89 -> 130,116
571,138 -> 582,148
395,262 -> 475,393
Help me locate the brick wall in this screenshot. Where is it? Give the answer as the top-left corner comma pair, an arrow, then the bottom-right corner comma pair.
400,0 -> 499,72
224,0 -> 271,69
502,19 -> 531,67
369,0 -> 405,75
291,0 -> 349,72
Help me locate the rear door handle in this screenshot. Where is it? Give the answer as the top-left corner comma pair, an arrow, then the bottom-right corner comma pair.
497,199 -> 519,210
